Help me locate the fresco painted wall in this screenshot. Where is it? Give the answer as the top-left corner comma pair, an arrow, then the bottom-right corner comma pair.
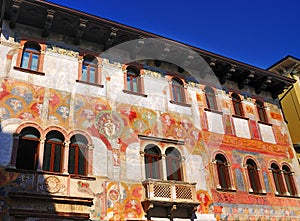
0,21 -> 300,221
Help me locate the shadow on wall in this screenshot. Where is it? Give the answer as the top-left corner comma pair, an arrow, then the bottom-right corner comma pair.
0,121 -> 93,221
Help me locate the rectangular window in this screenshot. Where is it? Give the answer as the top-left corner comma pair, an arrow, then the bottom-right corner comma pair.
21,52 -> 30,69
42,142 -> 62,173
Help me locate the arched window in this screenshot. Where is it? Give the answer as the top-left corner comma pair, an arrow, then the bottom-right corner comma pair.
215,154 -> 231,189
82,55 -> 98,83
16,127 -> 40,170
69,134 -> 88,176
43,131 -> 64,173
126,66 -> 141,93
232,93 -> 244,117
282,165 -> 297,196
171,78 -> 185,103
246,159 -> 262,193
165,147 -> 182,181
205,86 -> 218,110
21,41 -> 41,71
271,163 -> 285,195
256,100 -> 268,123
144,144 -> 162,179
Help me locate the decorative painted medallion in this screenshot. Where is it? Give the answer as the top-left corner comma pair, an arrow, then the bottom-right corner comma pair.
95,110 -> 124,139
44,176 -> 61,193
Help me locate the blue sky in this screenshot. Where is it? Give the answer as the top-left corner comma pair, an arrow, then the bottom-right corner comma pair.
48,0 -> 300,69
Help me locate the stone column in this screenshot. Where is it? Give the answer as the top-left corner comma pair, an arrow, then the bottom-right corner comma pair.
279,170 -> 289,196
37,138 -> 45,171
212,160 -> 221,189
62,141 -> 70,174
87,144 -> 94,176
97,62 -> 102,85
258,168 -> 267,193
181,156 -> 187,181
242,164 -> 252,192
78,56 -> 83,80
139,73 -> 145,94
140,151 -> 145,179
161,154 -> 167,180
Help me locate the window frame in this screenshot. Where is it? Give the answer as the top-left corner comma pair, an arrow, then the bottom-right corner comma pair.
215,154 -> 232,190
165,147 -> 182,181
232,93 -> 244,117
42,131 -> 65,173
15,127 -> 41,171
144,145 -> 162,179
81,55 -> 98,83
205,86 -> 218,111
15,40 -> 45,75
126,66 -> 141,92
282,165 -> 298,196
122,65 -> 148,98
246,159 -> 262,193
171,77 -> 186,104
69,135 -> 88,176
255,100 -> 268,123
271,163 -> 286,195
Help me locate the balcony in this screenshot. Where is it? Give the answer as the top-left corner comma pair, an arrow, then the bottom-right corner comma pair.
141,179 -> 199,219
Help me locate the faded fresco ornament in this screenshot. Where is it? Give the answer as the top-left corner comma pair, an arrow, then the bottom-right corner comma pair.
95,110 -> 124,139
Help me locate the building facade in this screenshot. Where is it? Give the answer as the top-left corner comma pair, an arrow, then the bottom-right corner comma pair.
268,56 -> 300,163
0,0 -> 300,220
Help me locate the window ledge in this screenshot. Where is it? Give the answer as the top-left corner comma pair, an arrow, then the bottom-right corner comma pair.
204,107 -> 223,115
5,167 -> 69,176
70,174 -> 96,181
258,120 -> 272,126
6,168 -> 96,180
76,79 -> 104,88
6,167 -> 36,174
216,188 -> 237,192
232,114 -> 249,120
249,191 -> 267,195
36,170 -> 70,176
170,100 -> 191,107
123,89 -> 147,97
275,194 -> 300,198
14,66 -> 45,76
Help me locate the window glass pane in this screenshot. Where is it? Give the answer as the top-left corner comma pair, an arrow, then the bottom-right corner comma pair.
42,143 -> 51,171
89,67 -> 96,83
145,156 -> 160,179
78,147 -> 85,175
207,96 -> 215,109
31,54 -> 39,71
54,144 -> 62,172
82,66 -> 88,81
275,172 -> 283,194
167,159 -> 180,180
16,140 -> 38,170
132,78 -> 138,92
218,164 -> 228,188
126,75 -> 131,90
166,148 -> 181,181
68,147 -> 75,174
172,86 -> 179,101
21,52 -> 30,69
151,157 -> 160,179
